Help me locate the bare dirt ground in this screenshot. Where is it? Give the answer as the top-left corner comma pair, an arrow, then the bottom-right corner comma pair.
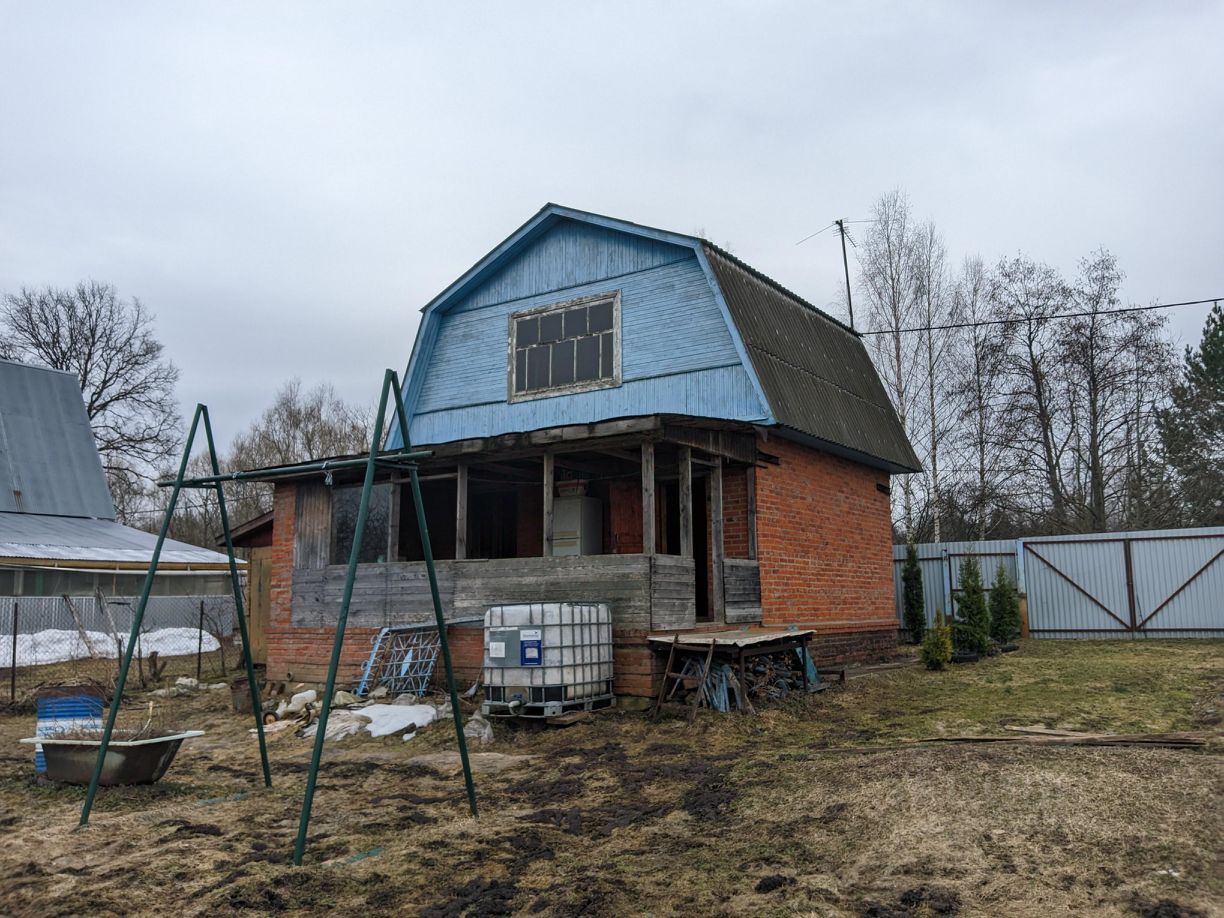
0,640 -> 1220,917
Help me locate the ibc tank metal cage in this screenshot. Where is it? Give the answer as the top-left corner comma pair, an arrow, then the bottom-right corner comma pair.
482,602 -> 614,718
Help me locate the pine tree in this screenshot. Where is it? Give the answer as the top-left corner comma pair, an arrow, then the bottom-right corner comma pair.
988,564 -> 1021,643
920,609 -> 953,670
954,556 -> 991,655
1160,302 -> 1224,526
901,542 -> 926,643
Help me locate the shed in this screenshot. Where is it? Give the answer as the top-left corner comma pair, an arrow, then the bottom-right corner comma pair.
0,358 -> 235,598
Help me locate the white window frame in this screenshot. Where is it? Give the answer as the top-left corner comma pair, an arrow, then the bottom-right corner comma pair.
507,291 -> 622,403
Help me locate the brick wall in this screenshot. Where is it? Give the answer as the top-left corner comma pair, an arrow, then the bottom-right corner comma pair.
722,467 -> 750,559
754,436 -> 896,650
264,482 -> 378,685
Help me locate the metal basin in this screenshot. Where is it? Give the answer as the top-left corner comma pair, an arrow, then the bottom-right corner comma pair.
19,731 -> 204,785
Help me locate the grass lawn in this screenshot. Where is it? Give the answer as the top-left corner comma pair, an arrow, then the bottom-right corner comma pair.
0,639 -> 1219,917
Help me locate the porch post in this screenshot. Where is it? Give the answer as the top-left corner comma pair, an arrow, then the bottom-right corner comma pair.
387,482 -> 401,562
679,446 -> 693,558
543,451 -> 554,557
745,465 -> 757,561
710,458 -> 725,622
641,442 -> 656,555
455,462 -> 468,560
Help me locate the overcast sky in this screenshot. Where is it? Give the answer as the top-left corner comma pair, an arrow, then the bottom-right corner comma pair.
2,2 -> 1221,448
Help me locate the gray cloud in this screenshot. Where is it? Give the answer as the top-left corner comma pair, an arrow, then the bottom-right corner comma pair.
2,2 -> 1220,447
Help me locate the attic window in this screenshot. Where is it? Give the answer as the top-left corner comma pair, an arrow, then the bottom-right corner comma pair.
509,292 -> 620,401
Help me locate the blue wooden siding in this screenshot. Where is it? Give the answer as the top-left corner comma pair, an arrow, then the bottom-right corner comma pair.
397,218 -> 769,446
452,219 -> 685,314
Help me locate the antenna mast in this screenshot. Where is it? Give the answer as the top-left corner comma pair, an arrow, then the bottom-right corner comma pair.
836,218 -> 855,330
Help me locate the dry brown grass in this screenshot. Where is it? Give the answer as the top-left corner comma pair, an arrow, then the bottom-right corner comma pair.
0,639 -> 1220,917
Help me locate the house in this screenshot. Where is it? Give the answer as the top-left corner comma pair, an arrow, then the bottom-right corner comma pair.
0,358 -> 235,598
257,205 -> 919,694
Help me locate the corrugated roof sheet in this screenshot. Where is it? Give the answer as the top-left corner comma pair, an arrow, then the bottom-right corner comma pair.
702,244 -> 922,473
0,512 -> 235,567
0,359 -> 116,518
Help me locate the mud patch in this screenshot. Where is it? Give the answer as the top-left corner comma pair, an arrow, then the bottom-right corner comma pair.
506,831 -> 555,870
421,877 -> 517,918
521,800 -> 674,837
860,884 -> 961,917
755,874 -> 795,893
1129,897 -> 1209,918
158,818 -> 224,837
506,775 -> 584,804
681,766 -> 735,821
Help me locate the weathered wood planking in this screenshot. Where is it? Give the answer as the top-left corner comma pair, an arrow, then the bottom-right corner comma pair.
723,558 -> 762,623
290,553 -> 697,631
294,483 -> 331,570
451,555 -> 658,628
650,555 -> 696,630
292,563 -> 457,628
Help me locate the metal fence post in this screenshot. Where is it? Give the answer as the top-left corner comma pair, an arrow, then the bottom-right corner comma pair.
9,600 -> 16,704
196,600 -> 205,682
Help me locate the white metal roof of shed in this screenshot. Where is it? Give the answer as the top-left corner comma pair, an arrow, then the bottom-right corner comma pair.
0,512 -> 236,569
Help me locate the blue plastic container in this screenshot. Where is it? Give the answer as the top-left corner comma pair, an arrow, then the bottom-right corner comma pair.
34,692 -> 104,773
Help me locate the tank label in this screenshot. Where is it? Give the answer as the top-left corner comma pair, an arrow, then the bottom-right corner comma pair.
489,641 -> 506,659
520,639 -> 542,666
520,629 -> 541,641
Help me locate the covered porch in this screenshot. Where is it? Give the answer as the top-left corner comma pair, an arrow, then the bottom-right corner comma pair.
273,416 -> 768,692
288,416 -> 765,632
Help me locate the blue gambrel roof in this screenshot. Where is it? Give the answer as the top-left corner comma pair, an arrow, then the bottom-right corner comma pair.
391,204 -> 919,473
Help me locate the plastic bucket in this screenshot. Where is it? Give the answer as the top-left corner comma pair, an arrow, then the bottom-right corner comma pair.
34,691 -> 105,774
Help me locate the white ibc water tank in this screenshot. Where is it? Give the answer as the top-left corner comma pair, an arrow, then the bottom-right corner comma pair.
481,602 -> 614,718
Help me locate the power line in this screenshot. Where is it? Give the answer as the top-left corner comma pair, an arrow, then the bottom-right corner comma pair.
794,218 -> 875,247
858,297 -> 1221,336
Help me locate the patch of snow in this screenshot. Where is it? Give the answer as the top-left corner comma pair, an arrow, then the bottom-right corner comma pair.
357,703 -> 437,737
0,628 -> 219,667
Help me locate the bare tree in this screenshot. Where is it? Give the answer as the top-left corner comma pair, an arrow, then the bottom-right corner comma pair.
228,378 -> 372,471
912,220 -> 955,540
154,379 -> 374,544
991,256 -> 1073,529
0,282 -> 181,516
946,256 -> 1012,540
1060,251 -> 1174,530
858,190 -> 924,535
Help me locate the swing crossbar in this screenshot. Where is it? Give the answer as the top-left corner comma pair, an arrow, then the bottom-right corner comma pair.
155,450 -> 433,489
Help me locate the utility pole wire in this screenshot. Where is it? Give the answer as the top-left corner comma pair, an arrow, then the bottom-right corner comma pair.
857,297 -> 1221,336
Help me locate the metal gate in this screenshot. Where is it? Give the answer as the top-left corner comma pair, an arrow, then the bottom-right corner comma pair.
1022,528 -> 1224,638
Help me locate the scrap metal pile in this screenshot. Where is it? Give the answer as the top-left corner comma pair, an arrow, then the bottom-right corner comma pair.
671,646 -> 820,715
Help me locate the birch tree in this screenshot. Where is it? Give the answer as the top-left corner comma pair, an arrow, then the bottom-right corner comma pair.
912,221 -> 955,540
858,190 -> 924,535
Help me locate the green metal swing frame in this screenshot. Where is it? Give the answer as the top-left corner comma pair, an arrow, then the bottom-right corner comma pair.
76,369 -> 478,867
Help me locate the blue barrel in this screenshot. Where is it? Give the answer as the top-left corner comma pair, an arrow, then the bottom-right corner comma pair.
34,692 -> 104,773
